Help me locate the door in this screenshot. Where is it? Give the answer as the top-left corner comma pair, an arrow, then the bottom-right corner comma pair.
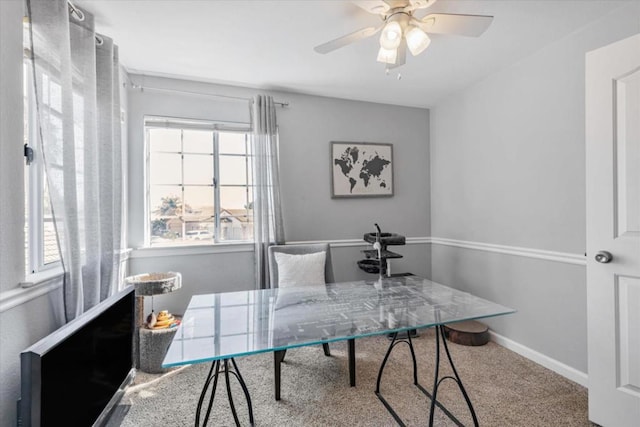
586,33 -> 640,427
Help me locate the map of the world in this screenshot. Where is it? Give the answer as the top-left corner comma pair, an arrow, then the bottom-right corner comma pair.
331,142 -> 393,197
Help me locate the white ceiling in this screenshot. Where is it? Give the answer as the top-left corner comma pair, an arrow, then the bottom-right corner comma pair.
76,0 -> 627,108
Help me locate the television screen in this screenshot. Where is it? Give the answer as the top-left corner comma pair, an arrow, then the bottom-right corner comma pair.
20,286 -> 135,427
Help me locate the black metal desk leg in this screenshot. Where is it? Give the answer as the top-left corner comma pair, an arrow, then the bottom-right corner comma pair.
196,360 -> 220,427
194,358 -> 254,427
374,331 -> 420,426
407,331 -> 418,385
274,350 -> 287,401
229,358 -> 255,426
439,325 -> 479,426
427,325 -> 479,427
348,339 -> 356,387
322,343 -> 331,356
428,328 -> 441,427
375,327 -> 479,427
224,360 -> 242,426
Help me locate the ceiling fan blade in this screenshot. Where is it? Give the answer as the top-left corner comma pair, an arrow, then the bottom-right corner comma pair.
351,1 -> 391,14
417,13 -> 493,37
314,26 -> 382,54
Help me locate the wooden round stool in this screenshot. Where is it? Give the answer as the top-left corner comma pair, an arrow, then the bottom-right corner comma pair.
443,320 -> 490,346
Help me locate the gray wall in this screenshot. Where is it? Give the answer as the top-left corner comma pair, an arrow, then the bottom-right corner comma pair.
0,0 -> 24,294
0,292 -> 64,427
127,75 -> 431,315
429,2 -> 640,374
0,2 -> 65,426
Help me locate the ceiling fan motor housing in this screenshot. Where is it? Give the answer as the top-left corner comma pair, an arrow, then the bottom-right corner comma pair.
385,10 -> 412,24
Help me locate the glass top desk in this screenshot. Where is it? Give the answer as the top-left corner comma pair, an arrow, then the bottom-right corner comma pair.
163,275 -> 515,426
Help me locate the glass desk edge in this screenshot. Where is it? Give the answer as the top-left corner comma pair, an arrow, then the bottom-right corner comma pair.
161,308 -> 516,368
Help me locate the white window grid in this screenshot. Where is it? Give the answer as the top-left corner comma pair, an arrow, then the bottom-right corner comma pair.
144,117 -> 253,246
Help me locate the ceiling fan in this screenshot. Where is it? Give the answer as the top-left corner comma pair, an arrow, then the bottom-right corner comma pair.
314,0 -> 493,69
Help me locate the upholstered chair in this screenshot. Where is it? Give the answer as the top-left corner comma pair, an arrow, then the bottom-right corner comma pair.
267,243 -> 335,399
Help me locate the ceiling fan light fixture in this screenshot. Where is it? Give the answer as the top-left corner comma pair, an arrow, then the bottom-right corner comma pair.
406,26 -> 431,56
377,46 -> 397,64
380,21 -> 402,50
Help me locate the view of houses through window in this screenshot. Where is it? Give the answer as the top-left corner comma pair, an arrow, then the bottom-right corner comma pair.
147,119 -> 254,246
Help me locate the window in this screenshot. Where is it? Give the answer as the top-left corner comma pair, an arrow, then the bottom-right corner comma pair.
23,53 -> 61,274
145,117 -> 254,246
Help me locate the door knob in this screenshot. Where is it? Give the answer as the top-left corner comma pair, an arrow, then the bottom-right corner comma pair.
595,251 -> 613,263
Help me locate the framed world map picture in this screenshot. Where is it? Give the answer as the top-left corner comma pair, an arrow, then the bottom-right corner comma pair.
331,141 -> 393,198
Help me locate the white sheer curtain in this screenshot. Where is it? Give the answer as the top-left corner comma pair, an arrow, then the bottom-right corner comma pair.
251,95 -> 285,289
27,0 -> 123,322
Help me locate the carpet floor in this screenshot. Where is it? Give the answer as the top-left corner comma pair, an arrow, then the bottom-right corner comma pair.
111,330 -> 590,426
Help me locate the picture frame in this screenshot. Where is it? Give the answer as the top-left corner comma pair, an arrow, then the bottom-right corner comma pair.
330,141 -> 393,198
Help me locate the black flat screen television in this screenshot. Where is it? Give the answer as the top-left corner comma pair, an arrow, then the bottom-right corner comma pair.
19,285 -> 135,427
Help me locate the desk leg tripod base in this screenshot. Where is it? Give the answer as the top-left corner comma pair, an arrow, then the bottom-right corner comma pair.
375,326 -> 479,427
375,330 -> 419,426
196,358 -> 254,427
424,325 -> 479,427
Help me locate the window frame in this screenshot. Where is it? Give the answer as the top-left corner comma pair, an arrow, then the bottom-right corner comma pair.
24,59 -> 62,275
144,116 -> 253,247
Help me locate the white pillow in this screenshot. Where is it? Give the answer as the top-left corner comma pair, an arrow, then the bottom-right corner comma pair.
273,251 -> 326,288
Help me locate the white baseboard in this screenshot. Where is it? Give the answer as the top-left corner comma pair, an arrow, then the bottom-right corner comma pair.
489,331 -> 588,388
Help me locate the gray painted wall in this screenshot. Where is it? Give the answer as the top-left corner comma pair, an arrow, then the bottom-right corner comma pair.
132,250 -> 255,314
0,292 -> 64,427
0,0 -> 24,295
127,75 -> 431,315
431,247 -> 587,371
429,2 -> 640,374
